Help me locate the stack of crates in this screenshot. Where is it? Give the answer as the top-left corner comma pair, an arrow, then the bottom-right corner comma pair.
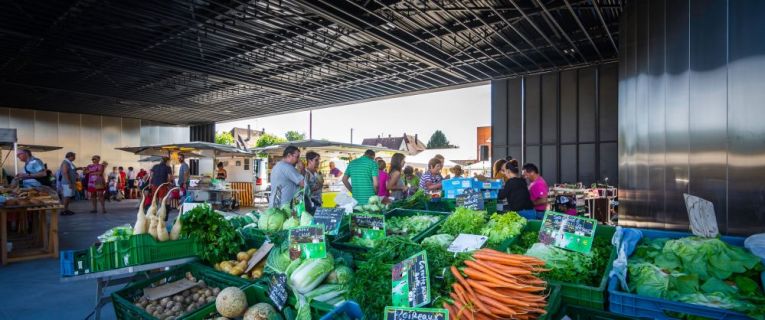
441,178 -> 477,199
475,179 -> 502,199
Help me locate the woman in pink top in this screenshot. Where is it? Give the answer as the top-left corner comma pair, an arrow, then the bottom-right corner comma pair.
376,159 -> 389,197
522,163 -> 548,220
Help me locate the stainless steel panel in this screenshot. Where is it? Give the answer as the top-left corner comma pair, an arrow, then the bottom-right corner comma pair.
507,147 -> 522,164
542,73 -> 558,145
525,146 -> 540,169
578,144 -> 596,184
663,0 -> 691,231
599,143 -> 618,185
618,0 -> 640,225
578,68 -> 596,143
525,75 -> 541,145
10,108 -> 35,143
689,0 -> 728,232
507,78 -> 523,147
542,145 -> 558,184
598,64 -> 618,142
634,0 -> 650,223
491,80 -> 508,149
493,146 -> 508,163
647,0 -> 667,225
560,70 -> 578,144
727,0 -> 765,235
561,145 -> 578,183
80,115 -> 102,159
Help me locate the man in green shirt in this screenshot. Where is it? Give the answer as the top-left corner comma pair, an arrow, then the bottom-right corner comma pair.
342,149 -> 379,205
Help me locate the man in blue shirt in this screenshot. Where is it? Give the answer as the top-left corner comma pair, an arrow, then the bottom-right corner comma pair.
16,149 -> 47,188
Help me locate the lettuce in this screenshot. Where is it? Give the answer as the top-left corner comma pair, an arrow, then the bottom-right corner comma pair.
439,207 -> 487,236
480,212 -> 526,246
422,234 -> 455,248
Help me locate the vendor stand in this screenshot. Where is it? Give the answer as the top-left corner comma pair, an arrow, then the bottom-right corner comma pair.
117,141 -> 259,210
0,186 -> 62,265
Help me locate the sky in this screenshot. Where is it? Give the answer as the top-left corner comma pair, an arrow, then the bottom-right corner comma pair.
216,84 -> 491,159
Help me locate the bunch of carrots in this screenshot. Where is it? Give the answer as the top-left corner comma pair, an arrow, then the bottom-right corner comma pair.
443,248 -> 549,320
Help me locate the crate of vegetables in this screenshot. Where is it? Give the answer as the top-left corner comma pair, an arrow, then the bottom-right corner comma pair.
112,262 -> 249,320
330,209 -> 448,256
184,283 -> 297,320
420,207 -> 527,251
112,234 -> 201,268
506,219 -> 617,310
425,198 -> 498,214
608,229 -> 763,320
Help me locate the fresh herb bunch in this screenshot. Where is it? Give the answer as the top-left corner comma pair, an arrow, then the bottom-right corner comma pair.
438,207 -> 487,236
386,215 -> 440,238
180,204 -> 243,264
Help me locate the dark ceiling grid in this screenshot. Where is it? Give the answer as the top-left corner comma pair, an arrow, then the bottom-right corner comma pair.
0,0 -> 621,124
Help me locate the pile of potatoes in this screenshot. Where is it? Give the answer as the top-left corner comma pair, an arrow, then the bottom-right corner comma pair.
213,248 -> 266,280
133,272 -> 221,320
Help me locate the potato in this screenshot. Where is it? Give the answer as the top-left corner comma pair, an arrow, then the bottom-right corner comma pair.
171,304 -> 182,313
182,290 -> 191,297
197,295 -> 206,303
152,310 -> 162,318
213,263 -> 221,271
212,287 -> 221,296
235,260 -> 247,270
229,266 -> 244,276
204,289 -> 213,297
205,296 -> 215,304
160,297 -> 171,306
237,252 -> 249,261
198,280 -> 207,288
185,303 -> 196,312
173,295 -> 184,303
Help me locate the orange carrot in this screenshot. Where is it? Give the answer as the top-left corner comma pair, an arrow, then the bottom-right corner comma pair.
450,266 -> 489,313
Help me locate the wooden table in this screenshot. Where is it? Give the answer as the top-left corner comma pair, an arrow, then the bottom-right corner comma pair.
0,204 -> 61,265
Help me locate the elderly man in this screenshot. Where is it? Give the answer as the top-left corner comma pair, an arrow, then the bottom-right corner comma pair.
59,152 -> 78,215
16,149 -> 48,188
269,145 -> 305,207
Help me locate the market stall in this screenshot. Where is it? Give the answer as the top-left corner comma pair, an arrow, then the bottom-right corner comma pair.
253,140 -> 399,208
1,186 -> 62,265
117,141 -> 260,210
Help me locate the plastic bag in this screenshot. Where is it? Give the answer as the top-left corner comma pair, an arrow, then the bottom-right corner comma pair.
745,233 -> 765,263
334,190 -> 357,214
609,227 -> 643,292
97,224 -> 134,243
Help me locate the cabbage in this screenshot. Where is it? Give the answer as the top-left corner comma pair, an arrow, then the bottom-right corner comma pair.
304,284 -> 346,302
289,256 -> 335,294
282,216 -> 299,229
258,208 -> 286,232
325,265 -> 354,285
421,234 -> 455,248
266,244 -> 292,273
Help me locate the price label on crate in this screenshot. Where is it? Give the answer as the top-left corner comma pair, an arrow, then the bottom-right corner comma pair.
447,234 -> 488,253
288,226 -> 327,260
539,211 -> 597,253
313,207 -> 345,236
391,251 -> 431,308
384,307 -> 448,320
351,213 -> 386,244
456,189 -> 484,210
267,273 -> 288,311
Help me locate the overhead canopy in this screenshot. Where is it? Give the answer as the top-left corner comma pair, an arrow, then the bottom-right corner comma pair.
0,143 -> 62,152
0,1 -> 621,124
117,141 -> 254,158
253,139 -> 399,158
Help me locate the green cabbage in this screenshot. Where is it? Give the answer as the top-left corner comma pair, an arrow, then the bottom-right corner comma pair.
289,255 -> 335,294
300,212 -> 313,226
259,207 -> 287,232
266,243 -> 292,274
282,216 -> 299,229
325,265 -> 354,285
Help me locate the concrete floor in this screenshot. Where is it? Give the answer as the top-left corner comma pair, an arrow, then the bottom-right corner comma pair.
0,199 -> 184,320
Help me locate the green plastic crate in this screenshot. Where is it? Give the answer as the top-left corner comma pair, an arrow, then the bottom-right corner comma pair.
553,304 -> 636,320
112,262 -> 250,320
501,220 -> 617,310
73,249 -> 91,275
89,243 -> 117,272
541,285 -> 563,320
113,234 -> 200,268
425,198 -> 497,213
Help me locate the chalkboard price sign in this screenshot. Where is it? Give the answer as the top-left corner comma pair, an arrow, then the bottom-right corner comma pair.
352,213 -> 385,229
313,207 -> 345,236
456,189 -> 484,210
391,251 -> 430,308
384,307 -> 448,320
267,273 -> 288,311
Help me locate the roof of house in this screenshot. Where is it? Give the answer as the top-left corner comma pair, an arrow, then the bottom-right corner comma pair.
361,134 -> 426,155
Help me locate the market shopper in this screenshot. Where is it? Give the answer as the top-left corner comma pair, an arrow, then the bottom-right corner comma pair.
497,162 -> 535,219
377,159 -> 389,198
106,167 -> 120,201
419,158 -> 443,192
523,163 -> 549,219
387,153 -> 408,200
146,157 -> 173,210
85,155 -> 107,213
126,167 -> 137,199
269,145 -> 305,207
492,159 -> 507,180
177,154 -> 190,198
329,161 -> 342,178
342,149 -> 379,205
58,152 -> 78,215
136,168 -> 148,190
118,167 -> 127,199
403,166 -> 419,195
15,149 -> 48,188
216,162 -> 227,180
304,151 -> 322,213
450,165 -> 464,178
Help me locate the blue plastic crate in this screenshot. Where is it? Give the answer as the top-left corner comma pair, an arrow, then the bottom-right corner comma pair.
481,190 -> 498,199
442,178 -> 476,191
608,228 -> 758,320
60,250 -> 75,277
475,179 -> 503,190
320,301 -> 363,320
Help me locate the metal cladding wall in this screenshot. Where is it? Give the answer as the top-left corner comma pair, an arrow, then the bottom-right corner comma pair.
491,63 -> 619,186
619,0 -> 765,235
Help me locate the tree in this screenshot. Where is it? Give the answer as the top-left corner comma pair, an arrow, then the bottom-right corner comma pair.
215,131 -> 235,145
256,133 -> 287,148
426,130 -> 455,149
285,130 -> 306,141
